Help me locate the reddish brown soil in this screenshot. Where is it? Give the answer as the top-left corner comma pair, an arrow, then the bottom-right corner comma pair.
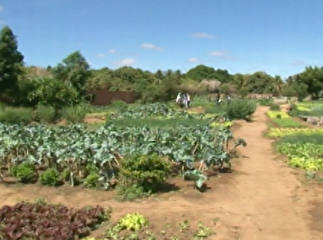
1,107 -> 322,239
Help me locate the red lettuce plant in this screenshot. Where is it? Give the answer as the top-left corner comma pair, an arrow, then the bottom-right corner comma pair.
0,202 -> 109,240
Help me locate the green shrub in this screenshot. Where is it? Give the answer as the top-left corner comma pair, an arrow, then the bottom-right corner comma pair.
11,163 -> 37,183
40,168 -> 60,186
83,172 -> 100,188
257,98 -> 274,106
61,104 -> 87,123
119,153 -> 171,193
116,184 -> 148,201
227,100 -> 256,120
35,104 -> 56,123
110,100 -> 128,113
0,107 -> 34,124
269,103 -> 280,111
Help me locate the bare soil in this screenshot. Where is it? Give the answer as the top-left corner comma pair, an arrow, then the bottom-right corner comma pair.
1,107 -> 322,239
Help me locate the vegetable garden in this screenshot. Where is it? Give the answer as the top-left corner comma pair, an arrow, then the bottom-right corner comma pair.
0,103 -> 244,191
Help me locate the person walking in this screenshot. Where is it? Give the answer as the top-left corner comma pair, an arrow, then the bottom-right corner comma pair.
186,93 -> 191,108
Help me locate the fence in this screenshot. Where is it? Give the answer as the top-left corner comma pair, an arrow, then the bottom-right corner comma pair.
90,90 -> 137,105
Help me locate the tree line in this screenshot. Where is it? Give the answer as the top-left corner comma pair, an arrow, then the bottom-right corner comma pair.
0,26 -> 322,109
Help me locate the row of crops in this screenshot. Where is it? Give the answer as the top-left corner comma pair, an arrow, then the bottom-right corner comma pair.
267,106 -> 323,174
0,103 -> 242,189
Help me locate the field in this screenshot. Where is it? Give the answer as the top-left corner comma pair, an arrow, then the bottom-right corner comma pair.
0,101 -> 323,240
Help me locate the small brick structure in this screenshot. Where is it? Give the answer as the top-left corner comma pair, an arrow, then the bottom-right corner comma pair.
90,90 -> 137,106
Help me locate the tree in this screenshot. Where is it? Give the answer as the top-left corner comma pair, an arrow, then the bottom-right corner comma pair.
53,51 -> 90,94
0,26 -> 24,97
186,65 -> 216,81
298,66 -> 323,99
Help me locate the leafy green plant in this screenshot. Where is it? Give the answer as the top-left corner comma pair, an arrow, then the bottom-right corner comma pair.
194,223 -> 213,239
40,168 -> 60,186
35,104 -> 56,123
11,163 -> 37,183
118,213 -> 148,231
116,184 -> 149,201
120,153 -> 171,193
61,104 -> 87,123
0,104 -> 244,190
0,107 -> 33,124
83,172 -> 100,188
110,100 -> 128,113
269,103 -> 280,110
226,100 -> 256,120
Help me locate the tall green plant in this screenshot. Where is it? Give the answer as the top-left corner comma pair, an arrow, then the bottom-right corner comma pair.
0,26 -> 24,98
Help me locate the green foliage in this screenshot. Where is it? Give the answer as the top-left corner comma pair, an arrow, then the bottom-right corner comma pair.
289,101 -> 323,117
267,111 -> 303,128
0,26 -> 24,98
278,133 -> 323,145
268,127 -> 323,138
110,100 -> 128,112
83,172 -> 100,188
61,104 -> 87,123
116,184 -> 148,201
184,170 -> 207,190
28,77 -> 79,108
0,107 -> 33,124
277,143 -> 323,171
118,213 -> 149,231
11,162 -> 37,183
120,153 -> 171,192
35,104 -> 56,123
256,98 -> 274,106
52,51 -> 90,94
227,100 -> 256,120
39,168 -> 60,186
194,223 -> 213,239
0,103 -> 242,190
186,65 -> 232,82
269,103 -> 280,110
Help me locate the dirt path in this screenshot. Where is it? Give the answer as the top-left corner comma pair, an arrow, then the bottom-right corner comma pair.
0,107 -> 322,239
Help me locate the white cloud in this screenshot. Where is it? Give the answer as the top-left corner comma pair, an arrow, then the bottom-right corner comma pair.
291,60 -> 305,66
188,57 -> 199,63
192,32 -> 215,39
0,20 -> 6,25
117,58 -> 136,67
96,53 -> 106,58
210,50 -> 233,60
108,49 -> 117,54
0,5 -> 4,12
141,42 -> 162,51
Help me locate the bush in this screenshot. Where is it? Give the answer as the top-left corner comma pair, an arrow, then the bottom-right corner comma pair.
0,107 -> 33,124
110,100 -> 128,113
227,100 -> 256,120
116,184 -> 148,201
11,163 -> 37,183
269,103 -> 280,111
119,153 -> 171,193
61,104 -> 87,123
40,168 -> 60,186
35,104 -> 56,123
83,172 -> 100,188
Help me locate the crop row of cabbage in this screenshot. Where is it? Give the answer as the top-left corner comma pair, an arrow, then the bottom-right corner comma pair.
0,119 -> 241,188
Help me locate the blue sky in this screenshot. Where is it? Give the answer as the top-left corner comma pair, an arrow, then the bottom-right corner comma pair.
0,0 -> 322,78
